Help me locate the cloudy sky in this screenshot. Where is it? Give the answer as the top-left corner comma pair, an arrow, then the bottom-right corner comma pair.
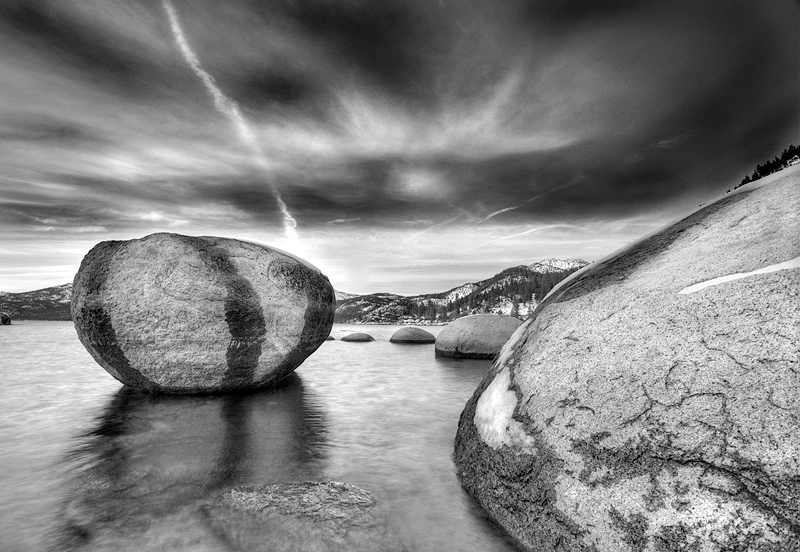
1,0 -> 797,294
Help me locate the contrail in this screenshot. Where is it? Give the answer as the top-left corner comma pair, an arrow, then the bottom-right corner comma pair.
163,1 -> 298,240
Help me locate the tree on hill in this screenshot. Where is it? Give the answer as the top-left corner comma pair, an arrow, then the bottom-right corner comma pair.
736,144 -> 799,189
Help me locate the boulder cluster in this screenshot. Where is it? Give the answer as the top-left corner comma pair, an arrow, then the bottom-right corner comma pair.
336,318 -> 522,358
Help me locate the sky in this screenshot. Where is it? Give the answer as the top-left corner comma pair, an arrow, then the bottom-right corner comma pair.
0,0 -> 797,295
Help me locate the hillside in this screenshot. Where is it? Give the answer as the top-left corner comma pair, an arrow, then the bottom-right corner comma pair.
0,258 -> 587,323
0,283 -> 72,320
334,258 -> 588,324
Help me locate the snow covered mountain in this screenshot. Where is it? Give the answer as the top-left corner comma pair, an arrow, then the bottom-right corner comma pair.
529,258 -> 589,273
0,283 -> 73,320
334,259 -> 588,324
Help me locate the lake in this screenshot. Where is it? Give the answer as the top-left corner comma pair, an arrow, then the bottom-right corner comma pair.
0,321 -> 520,552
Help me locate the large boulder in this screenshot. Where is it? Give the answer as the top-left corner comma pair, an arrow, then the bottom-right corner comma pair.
454,172 -> 800,550
340,332 -> 375,342
389,326 -> 435,344
204,481 -> 405,552
0,312 -> 10,325
435,314 -> 522,359
71,233 -> 335,394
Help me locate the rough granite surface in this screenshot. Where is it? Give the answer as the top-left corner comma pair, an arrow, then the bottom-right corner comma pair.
454,173 -> 800,551
435,314 -> 522,359
390,327 -> 436,344
71,233 -> 335,393
204,481 -> 405,552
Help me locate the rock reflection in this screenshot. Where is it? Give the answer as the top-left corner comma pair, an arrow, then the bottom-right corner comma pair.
51,374 -> 328,551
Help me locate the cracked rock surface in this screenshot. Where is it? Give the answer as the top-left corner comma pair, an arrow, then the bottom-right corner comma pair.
454,173 -> 800,551
71,233 -> 335,393
435,314 -> 522,359
204,481 -> 405,552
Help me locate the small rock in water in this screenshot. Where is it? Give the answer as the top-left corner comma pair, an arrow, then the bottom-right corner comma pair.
435,314 -> 522,359
390,326 -> 435,344
0,312 -> 10,325
71,233 -> 335,394
205,481 -> 404,552
340,332 -> 375,342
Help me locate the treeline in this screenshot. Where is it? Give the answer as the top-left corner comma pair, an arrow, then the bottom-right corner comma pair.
734,144 -> 799,190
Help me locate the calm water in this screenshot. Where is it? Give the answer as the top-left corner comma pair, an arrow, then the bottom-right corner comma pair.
0,321 -> 518,552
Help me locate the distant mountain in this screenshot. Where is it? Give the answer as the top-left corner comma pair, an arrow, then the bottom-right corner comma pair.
1,258 -> 588,323
529,258 -> 588,273
334,290 -> 360,302
334,258 -> 588,324
0,283 -> 72,320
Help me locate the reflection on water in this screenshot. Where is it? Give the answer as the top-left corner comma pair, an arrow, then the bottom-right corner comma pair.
53,375 -> 327,551
2,322 -> 520,552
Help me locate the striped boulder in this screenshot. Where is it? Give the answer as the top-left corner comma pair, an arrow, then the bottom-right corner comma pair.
71,233 -> 335,393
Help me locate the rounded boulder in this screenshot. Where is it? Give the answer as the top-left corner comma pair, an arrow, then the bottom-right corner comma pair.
454,171 -> 800,550
340,332 -> 375,342
389,326 -> 435,344
435,314 -> 522,359
0,312 -> 10,325
71,233 -> 335,394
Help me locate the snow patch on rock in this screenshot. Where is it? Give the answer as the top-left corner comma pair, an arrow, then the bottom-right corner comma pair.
678,255 -> 800,294
474,356 -> 536,452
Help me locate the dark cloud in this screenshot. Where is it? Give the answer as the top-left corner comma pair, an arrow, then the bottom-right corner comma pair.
0,115 -> 107,144
0,0 -> 797,292
275,0 -> 436,97
0,2 -> 169,98
519,0 -> 643,25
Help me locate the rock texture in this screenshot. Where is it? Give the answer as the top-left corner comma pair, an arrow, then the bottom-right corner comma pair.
435,314 -> 522,359
454,173 -> 800,551
0,312 -> 10,325
390,326 -> 436,344
71,233 -> 335,394
340,332 -> 375,342
204,481 -> 404,552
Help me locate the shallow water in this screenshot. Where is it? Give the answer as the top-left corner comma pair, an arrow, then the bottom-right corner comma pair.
0,321 -> 519,552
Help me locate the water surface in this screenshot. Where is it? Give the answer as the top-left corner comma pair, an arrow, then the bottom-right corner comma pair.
0,322 -> 518,551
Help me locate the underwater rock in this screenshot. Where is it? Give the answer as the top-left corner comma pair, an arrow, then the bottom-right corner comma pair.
205,481 -> 405,552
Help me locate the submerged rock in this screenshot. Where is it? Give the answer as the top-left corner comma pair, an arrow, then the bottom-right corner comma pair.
205,481 -> 404,552
0,312 -> 10,325
435,314 -> 522,359
454,173 -> 800,550
71,233 -> 335,394
340,333 -> 375,342
389,326 -> 435,344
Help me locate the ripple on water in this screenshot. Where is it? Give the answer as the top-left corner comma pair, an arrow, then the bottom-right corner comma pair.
1,322 -> 520,552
